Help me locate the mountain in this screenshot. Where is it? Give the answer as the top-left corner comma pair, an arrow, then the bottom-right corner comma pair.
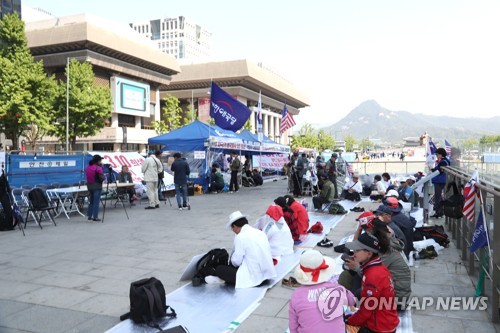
322,100 -> 500,143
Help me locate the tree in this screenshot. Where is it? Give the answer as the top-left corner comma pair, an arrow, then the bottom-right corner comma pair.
152,94 -> 188,134
344,135 -> 357,152
359,138 -> 372,153
317,129 -> 334,151
50,59 -> 112,151
0,14 -> 58,149
461,138 -> 478,151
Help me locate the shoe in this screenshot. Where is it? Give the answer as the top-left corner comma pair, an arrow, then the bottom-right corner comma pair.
350,207 -> 365,212
145,206 -> 155,210
282,276 -> 301,288
88,217 -> 92,221
317,238 -> 334,248
179,207 -> 183,211
92,218 -> 101,222
204,275 -> 225,284
155,204 -> 160,208
334,244 -> 346,254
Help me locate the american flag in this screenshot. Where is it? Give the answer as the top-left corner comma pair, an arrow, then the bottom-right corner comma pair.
462,170 -> 479,222
445,139 -> 452,157
279,103 -> 296,135
345,162 -> 354,175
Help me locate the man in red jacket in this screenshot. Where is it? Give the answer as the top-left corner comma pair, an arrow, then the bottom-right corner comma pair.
345,232 -> 400,333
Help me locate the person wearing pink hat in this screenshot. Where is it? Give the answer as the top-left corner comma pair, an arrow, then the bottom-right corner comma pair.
289,250 -> 356,333
253,205 -> 294,264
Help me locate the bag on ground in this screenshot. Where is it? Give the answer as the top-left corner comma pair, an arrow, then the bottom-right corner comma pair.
192,248 -> 229,286
328,203 -> 347,215
128,277 -> 176,328
413,225 -> 450,248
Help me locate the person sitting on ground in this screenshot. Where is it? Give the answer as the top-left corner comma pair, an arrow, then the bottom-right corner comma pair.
312,173 -> 335,211
208,167 -> 225,193
344,232 -> 400,332
289,250 -> 356,333
338,212 -> 411,310
398,178 -> 415,210
283,195 -> 309,235
274,196 -> 301,242
383,197 -> 415,257
253,205 -> 294,264
210,211 -> 276,288
252,169 -> 263,186
369,175 -> 387,201
117,165 -> 138,205
381,172 -> 393,190
373,205 -> 408,254
341,172 -> 363,201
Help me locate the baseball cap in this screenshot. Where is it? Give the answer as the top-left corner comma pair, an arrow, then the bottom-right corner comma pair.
345,232 -> 380,253
384,197 -> 402,213
385,189 -> 399,198
356,212 -> 375,226
374,205 -> 393,216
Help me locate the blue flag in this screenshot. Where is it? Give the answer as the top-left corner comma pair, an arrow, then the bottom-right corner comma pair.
429,140 -> 437,154
210,82 -> 251,132
470,211 -> 488,253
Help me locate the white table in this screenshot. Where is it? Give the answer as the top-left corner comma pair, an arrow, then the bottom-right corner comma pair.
47,186 -> 89,219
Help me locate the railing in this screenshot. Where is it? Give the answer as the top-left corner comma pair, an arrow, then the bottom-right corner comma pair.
442,166 -> 500,323
346,161 -> 426,176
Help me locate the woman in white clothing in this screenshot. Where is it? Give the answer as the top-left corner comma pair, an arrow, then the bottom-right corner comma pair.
254,205 -> 294,264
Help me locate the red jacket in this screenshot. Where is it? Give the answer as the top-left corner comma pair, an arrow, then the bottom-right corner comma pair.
289,201 -> 309,235
347,256 -> 399,332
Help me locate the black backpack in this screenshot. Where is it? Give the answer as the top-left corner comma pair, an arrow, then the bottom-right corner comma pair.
442,182 -> 464,219
127,277 -> 176,328
414,225 -> 450,248
328,203 -> 347,215
192,248 -> 229,286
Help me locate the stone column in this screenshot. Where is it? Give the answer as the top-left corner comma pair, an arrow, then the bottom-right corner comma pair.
250,109 -> 256,133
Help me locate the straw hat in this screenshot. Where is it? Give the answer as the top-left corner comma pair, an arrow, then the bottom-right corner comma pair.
294,250 -> 336,285
225,211 -> 248,230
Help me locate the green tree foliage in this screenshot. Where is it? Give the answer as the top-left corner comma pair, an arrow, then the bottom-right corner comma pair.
152,94 -> 187,134
50,59 -> 112,151
461,138 -> 478,150
289,123 -> 335,151
344,135 -> 357,152
359,138 -> 372,153
479,135 -> 500,144
0,14 -> 58,149
243,119 -> 253,131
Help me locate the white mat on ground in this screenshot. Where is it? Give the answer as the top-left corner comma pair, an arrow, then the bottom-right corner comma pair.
106,203 -> 356,333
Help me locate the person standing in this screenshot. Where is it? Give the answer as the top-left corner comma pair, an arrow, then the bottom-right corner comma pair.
141,150 -> 161,210
85,154 -> 105,221
171,152 -> 190,210
325,153 -> 339,199
229,151 -> 241,193
431,147 -> 450,218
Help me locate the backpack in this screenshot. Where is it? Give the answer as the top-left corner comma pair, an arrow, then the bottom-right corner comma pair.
328,203 -> 347,215
192,248 -> 229,286
442,182 -> 464,219
127,277 -> 176,328
413,226 -> 450,248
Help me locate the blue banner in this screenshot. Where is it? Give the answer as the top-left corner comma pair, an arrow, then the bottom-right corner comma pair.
470,211 -> 488,253
210,82 -> 251,132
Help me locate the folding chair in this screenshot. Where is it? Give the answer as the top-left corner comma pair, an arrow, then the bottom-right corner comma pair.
24,188 -> 57,229
21,185 -> 33,190
11,188 -> 29,220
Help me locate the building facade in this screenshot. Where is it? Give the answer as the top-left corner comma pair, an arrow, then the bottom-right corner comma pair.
0,0 -> 21,19
25,14 -> 180,153
129,16 -> 211,59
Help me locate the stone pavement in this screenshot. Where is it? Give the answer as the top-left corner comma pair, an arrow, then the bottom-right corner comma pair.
0,180 -> 499,333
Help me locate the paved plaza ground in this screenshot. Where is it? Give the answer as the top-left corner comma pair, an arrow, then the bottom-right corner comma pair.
0,179 -> 499,332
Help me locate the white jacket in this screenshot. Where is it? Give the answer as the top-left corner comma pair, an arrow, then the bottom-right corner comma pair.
231,224 -> 276,288
253,215 -> 294,258
141,156 -> 162,182
343,179 -> 363,193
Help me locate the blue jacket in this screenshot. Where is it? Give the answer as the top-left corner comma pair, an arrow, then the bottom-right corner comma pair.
431,157 -> 449,184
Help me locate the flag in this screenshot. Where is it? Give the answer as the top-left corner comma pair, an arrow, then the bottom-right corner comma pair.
279,103 -> 296,135
209,82 -> 251,132
470,211 -> 488,253
426,136 -> 436,168
445,139 -> 452,157
345,162 -> 354,175
429,140 -> 437,154
462,170 -> 478,222
257,91 -> 263,142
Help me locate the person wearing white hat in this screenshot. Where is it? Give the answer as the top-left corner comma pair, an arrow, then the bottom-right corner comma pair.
212,211 -> 276,288
289,250 -> 355,333
341,172 -> 362,201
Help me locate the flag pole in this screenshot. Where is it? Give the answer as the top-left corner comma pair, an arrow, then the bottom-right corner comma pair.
477,183 -> 493,270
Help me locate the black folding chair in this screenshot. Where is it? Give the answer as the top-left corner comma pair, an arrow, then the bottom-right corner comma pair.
25,188 -> 57,229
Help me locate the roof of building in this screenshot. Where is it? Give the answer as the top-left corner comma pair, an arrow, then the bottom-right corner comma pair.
25,14 -> 180,84
163,59 -> 309,110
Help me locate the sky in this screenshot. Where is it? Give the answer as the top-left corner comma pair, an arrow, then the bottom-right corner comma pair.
22,0 -> 500,127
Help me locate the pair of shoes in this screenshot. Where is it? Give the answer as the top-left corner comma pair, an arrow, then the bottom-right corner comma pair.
282,276 -> 301,288
92,218 -> 101,222
350,207 -> 365,212
178,206 -> 183,211
204,275 -> 225,284
317,238 -> 334,248
418,246 -> 438,259
87,217 -> 92,221
145,206 -> 155,210
155,204 -> 160,208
